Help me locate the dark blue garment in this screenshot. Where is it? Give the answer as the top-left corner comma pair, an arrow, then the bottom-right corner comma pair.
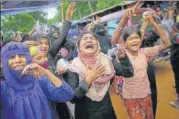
67,30 -> 80,42
1,42 -> 74,119
68,49 -> 78,61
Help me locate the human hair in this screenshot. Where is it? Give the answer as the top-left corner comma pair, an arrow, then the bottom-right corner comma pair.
122,27 -> 142,42
76,31 -> 98,48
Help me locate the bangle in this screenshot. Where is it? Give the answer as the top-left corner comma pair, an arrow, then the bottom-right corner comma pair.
116,25 -> 124,32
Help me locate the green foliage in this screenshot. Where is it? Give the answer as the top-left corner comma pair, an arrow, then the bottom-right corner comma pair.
29,11 -> 47,23
1,11 -> 48,38
1,1 -> 122,38
97,0 -> 122,10
2,13 -> 34,37
59,0 -> 122,20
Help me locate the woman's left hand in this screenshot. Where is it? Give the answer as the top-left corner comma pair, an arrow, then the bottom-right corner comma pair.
124,0 -> 142,18
144,11 -> 156,25
22,63 -> 46,78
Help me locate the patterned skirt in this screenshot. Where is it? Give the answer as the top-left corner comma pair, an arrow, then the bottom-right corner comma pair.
123,95 -> 154,119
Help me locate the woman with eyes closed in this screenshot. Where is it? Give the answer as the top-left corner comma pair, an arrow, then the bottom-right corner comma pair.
112,5 -> 170,119
0,42 -> 74,119
55,31 -> 134,119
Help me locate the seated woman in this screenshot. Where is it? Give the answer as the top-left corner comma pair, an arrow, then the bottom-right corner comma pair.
1,42 -> 74,119
56,32 -> 134,119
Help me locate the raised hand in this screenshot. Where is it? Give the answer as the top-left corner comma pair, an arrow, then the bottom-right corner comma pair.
87,22 -> 95,31
143,11 -> 156,25
93,16 -> 101,25
86,65 -> 105,85
124,0 -> 142,18
66,2 -> 76,21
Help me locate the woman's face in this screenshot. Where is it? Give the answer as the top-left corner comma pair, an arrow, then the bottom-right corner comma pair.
38,39 -> 49,57
79,33 -> 98,54
125,32 -> 141,52
8,55 -> 27,71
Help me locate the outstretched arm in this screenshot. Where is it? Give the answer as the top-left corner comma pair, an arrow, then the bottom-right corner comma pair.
112,16 -> 128,44
49,3 -> 76,58
112,0 -> 141,44
149,17 -> 170,51
22,63 -> 74,102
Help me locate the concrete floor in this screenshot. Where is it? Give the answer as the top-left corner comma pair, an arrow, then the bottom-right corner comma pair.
111,62 -> 179,119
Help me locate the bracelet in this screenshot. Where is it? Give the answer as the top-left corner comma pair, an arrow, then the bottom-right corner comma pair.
116,25 -> 124,32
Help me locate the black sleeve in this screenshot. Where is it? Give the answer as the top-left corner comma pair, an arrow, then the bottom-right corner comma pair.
112,56 -> 134,78
62,71 -> 89,103
49,21 -> 71,58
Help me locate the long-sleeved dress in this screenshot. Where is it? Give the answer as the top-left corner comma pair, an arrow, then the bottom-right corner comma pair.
1,77 -> 74,119
62,56 -> 134,119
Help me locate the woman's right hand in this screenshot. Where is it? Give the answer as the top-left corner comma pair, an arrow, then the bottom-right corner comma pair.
65,2 -> 76,21
123,0 -> 142,19
86,65 -> 105,85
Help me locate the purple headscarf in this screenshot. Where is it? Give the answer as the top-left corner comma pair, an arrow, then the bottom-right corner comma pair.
1,42 -> 51,119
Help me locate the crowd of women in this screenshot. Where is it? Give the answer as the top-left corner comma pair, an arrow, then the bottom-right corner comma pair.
0,1 -> 179,119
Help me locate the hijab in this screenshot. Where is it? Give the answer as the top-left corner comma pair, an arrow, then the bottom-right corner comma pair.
1,42 -> 51,119
70,33 -> 115,101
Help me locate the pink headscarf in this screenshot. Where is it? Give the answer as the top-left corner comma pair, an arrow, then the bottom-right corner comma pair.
78,42 -> 100,69
70,38 -> 115,101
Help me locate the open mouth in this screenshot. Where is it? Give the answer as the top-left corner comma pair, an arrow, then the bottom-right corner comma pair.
131,43 -> 139,47
40,48 -> 47,52
85,43 -> 94,49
